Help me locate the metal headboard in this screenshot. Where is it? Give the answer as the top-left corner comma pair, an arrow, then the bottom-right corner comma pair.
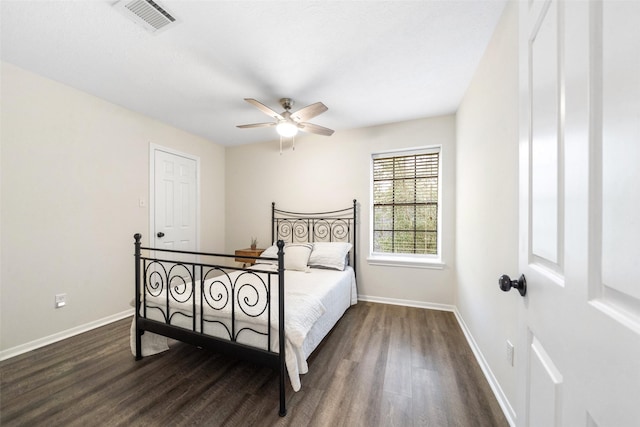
271,199 -> 357,276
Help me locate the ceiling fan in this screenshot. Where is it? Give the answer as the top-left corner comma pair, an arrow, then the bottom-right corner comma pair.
237,98 -> 335,138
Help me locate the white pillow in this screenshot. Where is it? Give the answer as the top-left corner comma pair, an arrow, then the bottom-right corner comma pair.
308,242 -> 352,271
283,243 -> 313,271
255,243 -> 313,272
255,244 -> 278,265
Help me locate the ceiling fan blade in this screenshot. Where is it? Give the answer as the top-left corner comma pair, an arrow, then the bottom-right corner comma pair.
291,102 -> 328,122
244,98 -> 284,120
299,122 -> 335,136
236,122 -> 276,129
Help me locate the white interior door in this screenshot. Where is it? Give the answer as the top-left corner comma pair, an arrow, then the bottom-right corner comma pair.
516,1 -> 640,426
152,147 -> 198,252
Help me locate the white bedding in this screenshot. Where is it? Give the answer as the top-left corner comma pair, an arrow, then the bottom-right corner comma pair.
131,265 -> 356,391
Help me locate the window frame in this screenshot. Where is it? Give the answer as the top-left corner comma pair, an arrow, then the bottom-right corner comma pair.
368,145 -> 444,269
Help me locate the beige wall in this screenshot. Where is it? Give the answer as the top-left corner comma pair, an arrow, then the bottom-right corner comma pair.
0,62 -> 225,351
225,115 -> 456,306
455,1 -> 519,420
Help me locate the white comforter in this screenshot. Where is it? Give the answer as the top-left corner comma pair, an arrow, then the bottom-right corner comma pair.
131,265 -> 356,391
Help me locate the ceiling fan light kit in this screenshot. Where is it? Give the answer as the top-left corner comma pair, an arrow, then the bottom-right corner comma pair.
276,121 -> 298,137
237,97 -> 334,152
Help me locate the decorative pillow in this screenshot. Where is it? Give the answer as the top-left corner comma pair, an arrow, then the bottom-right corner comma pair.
308,242 -> 352,271
284,243 -> 313,271
255,243 -> 313,272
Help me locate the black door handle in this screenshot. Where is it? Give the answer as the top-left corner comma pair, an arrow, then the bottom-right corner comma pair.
157,232 -> 165,238
499,274 -> 527,296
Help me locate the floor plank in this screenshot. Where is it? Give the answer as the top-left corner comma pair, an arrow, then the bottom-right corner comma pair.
0,302 -> 508,426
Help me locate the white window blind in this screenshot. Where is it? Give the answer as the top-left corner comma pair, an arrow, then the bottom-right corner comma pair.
372,150 -> 440,255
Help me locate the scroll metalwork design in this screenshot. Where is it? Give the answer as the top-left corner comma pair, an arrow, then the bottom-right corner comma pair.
234,270 -> 272,342
293,219 -> 310,242
275,217 -> 350,243
144,261 -> 195,304
272,202 -> 355,243
201,268 -> 231,312
195,268 -> 274,342
145,262 -> 166,298
197,268 -> 232,339
313,218 -> 350,242
235,271 -> 269,318
313,219 -> 331,241
142,260 -> 196,324
167,263 -> 194,304
276,220 -> 293,241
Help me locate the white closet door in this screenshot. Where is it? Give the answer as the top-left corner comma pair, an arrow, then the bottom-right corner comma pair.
152,148 -> 198,252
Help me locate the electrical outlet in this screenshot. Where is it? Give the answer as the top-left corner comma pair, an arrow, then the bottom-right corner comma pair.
55,293 -> 67,308
506,340 -> 514,366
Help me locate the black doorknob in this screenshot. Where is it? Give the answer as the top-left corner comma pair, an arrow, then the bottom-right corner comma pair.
157,232 -> 165,238
499,274 -> 527,296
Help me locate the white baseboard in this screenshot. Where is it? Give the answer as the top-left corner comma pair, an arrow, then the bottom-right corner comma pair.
357,294 -> 456,312
453,307 -> 516,426
0,308 -> 134,362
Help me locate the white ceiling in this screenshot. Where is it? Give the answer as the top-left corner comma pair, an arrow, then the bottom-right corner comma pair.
1,0 -> 507,146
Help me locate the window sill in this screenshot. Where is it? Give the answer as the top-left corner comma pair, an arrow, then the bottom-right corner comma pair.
366,255 -> 445,270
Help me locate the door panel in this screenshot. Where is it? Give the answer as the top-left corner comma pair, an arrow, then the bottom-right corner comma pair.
530,0 -> 562,269
527,333 -> 563,427
597,0 -> 640,319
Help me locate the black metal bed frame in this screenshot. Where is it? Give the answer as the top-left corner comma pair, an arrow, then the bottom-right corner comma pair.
133,200 -> 357,417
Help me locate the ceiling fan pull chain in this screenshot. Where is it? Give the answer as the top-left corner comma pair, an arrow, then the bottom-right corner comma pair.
279,135 -> 283,155
292,135 -> 295,151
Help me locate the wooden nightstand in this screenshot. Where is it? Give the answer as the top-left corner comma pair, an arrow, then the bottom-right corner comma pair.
234,248 -> 265,266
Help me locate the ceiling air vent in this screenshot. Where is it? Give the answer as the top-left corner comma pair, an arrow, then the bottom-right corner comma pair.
114,0 -> 178,34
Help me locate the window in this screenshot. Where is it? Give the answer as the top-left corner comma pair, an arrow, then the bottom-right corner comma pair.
370,147 -> 441,266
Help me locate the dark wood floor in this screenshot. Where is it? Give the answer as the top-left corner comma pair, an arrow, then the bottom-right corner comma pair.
0,302 -> 508,426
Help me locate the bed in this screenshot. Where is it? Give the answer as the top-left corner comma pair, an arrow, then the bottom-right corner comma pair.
132,200 -> 357,416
